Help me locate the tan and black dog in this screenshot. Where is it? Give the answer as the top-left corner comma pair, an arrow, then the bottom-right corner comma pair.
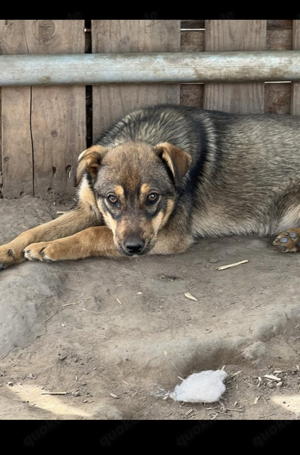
1,103 -> 300,270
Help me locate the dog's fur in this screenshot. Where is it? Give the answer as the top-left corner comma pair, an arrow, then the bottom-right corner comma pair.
1,103 -> 300,269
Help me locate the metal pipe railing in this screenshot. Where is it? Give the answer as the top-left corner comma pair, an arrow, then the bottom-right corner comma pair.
0,51 -> 300,86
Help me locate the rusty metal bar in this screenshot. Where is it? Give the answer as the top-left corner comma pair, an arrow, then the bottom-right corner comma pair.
0,51 -> 300,86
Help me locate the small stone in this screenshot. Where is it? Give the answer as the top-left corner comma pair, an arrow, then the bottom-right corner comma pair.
58,353 -> 67,361
267,382 -> 276,389
27,373 -> 36,379
7,381 -> 13,386
209,258 -> 218,263
73,391 -> 80,397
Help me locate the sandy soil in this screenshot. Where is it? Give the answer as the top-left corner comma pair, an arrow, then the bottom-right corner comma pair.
0,195 -> 300,422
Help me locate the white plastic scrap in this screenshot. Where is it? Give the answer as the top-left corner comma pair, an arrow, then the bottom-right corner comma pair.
171,369 -> 227,403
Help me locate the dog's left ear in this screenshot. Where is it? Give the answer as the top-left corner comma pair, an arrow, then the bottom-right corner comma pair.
75,145 -> 107,187
154,142 -> 192,186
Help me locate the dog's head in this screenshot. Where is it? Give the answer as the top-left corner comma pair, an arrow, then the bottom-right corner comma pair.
75,142 -> 192,256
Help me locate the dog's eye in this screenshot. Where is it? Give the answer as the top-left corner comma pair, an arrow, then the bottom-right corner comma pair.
147,193 -> 159,204
107,194 -> 119,205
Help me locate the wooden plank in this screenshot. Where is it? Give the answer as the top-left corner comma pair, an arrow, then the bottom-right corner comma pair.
31,85 -> 86,197
265,83 -> 291,114
85,20 -> 93,147
180,29 -> 204,107
0,89 -> 2,197
0,90 -> 1,172
181,28 -> 293,53
0,20 -> 86,198
27,20 -> 86,197
0,89 -> 1,184
267,20 -> 293,30
0,20 -> 33,197
1,88 -> 32,197
181,20 -> 205,29
181,30 -> 205,51
291,21 -> 300,115
180,85 -> 203,107
92,20 -> 180,141
267,30 -> 292,50
204,20 -> 267,113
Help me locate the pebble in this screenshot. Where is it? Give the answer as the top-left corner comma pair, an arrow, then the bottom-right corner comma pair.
267,382 -> 276,389
58,353 -> 67,361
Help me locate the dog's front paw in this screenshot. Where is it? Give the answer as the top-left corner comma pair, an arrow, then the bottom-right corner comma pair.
273,228 -> 300,253
0,244 -> 23,270
24,242 -> 57,262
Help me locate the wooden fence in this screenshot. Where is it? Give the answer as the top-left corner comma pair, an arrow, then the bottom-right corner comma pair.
0,19 -> 299,198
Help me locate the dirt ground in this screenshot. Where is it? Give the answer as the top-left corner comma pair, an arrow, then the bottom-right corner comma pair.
0,195 -> 300,422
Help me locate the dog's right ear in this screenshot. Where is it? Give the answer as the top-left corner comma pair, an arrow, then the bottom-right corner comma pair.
75,145 -> 107,187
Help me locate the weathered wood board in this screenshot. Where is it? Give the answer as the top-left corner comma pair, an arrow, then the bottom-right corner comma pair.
92,20 -> 181,141
291,20 -> 300,115
203,20 -> 267,113
0,21 -> 33,197
0,20 -> 86,197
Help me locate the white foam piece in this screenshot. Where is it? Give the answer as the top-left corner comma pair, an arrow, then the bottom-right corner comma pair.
171,369 -> 227,403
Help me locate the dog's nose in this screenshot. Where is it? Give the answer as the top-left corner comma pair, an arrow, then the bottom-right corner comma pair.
124,237 -> 145,255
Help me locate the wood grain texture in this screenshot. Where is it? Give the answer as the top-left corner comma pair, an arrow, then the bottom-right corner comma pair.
0,90 -> 1,191
28,20 -> 86,197
0,20 -> 33,197
180,85 -> 203,107
181,20 -> 205,29
204,20 -> 267,113
180,30 -> 204,107
267,20 -> 293,30
291,21 -> 300,115
181,20 -> 293,31
181,30 -> 204,51
181,28 -> 291,52
264,83 -> 291,114
92,20 -> 180,140
267,30 -> 292,50
0,20 -> 86,198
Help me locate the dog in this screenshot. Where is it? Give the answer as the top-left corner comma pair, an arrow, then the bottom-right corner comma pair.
1,103 -> 300,270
